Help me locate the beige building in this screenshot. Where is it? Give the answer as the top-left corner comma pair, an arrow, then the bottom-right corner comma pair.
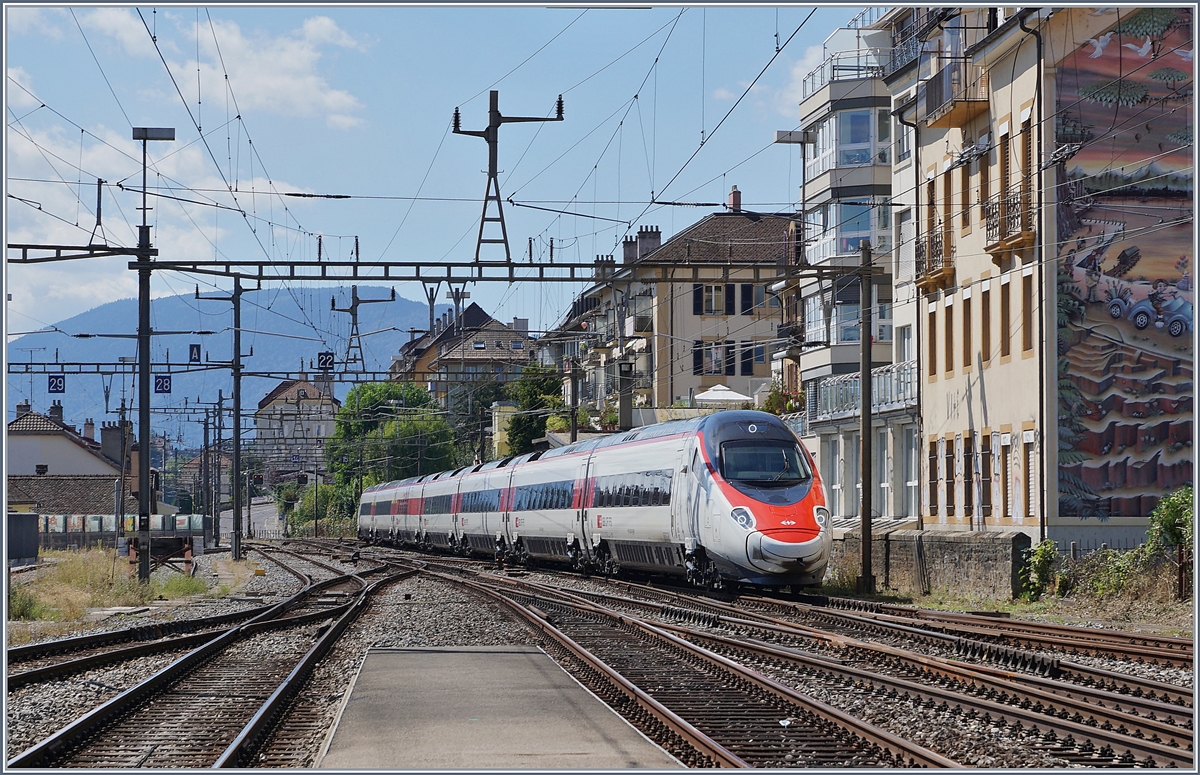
252,379 -> 340,485
884,7 -> 1193,545
540,192 -> 786,412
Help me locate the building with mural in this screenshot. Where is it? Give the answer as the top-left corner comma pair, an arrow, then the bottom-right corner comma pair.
1051,7 -> 1193,539
879,6 -> 1191,546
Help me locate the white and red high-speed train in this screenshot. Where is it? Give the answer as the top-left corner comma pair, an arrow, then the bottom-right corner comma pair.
357,410 -> 831,587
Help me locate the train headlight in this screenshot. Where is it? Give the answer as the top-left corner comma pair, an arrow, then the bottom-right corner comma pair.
814,507 -> 830,528
730,507 -> 756,530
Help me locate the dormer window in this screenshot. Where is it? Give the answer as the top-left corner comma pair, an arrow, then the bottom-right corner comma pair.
511,340 -> 524,350
298,390 -> 307,398
495,340 -> 505,349
473,340 -> 486,350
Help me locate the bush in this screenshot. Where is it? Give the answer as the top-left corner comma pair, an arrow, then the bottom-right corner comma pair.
1021,539 -> 1060,600
545,415 -> 569,433
1056,546 -> 1168,600
1147,486 -> 1193,553
8,585 -> 43,620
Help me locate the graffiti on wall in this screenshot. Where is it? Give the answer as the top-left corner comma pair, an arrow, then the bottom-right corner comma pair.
1055,8 -> 1193,520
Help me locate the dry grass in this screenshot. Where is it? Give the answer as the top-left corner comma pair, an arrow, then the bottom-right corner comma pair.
5,548 -> 219,636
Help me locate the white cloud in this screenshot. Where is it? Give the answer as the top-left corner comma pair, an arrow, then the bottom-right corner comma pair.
6,7 -> 68,39
5,121 -> 311,326
301,16 -> 364,50
712,87 -> 737,101
80,8 -> 158,58
775,44 -> 826,118
169,15 -> 366,130
7,67 -> 41,109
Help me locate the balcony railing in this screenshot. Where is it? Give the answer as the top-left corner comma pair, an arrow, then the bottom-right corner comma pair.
917,57 -> 988,127
883,8 -> 952,77
914,229 -> 955,292
812,360 -> 918,422
779,411 -> 808,438
802,48 -> 892,101
984,187 -> 1033,248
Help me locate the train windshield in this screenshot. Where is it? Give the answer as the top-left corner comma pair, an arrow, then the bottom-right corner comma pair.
720,441 -> 811,487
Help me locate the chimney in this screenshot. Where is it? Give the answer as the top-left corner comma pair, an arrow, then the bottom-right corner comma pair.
49,400 -> 64,426
83,418 -> 95,441
636,226 -> 661,259
101,421 -> 129,469
16,400 -> 31,418
511,317 -> 529,334
727,184 -> 742,212
622,236 -> 638,263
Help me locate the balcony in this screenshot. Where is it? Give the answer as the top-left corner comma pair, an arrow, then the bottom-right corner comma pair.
779,411 -> 808,438
917,57 -> 988,128
914,229 -> 955,293
883,9 -> 954,78
983,187 -> 1035,263
802,48 -> 892,101
812,360 -> 918,423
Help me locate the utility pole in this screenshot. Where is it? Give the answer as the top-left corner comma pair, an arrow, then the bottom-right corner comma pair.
453,90 -> 564,262
198,281 -> 251,560
856,240 -> 876,595
331,283 -> 395,372
214,390 -> 224,546
133,126 -> 174,582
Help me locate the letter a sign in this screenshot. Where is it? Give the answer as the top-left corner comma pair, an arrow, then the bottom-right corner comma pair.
189,344 -> 202,364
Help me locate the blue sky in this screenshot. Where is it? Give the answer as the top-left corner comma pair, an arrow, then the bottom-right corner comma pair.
6,4 -> 857,352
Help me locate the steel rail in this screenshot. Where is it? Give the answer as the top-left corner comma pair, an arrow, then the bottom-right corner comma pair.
213,567 -> 419,767
425,570 -> 751,768
478,574 -> 1194,756
748,596 -> 1193,667
654,621 -> 1194,757
436,570 -> 956,768
599,579 -> 1196,687
6,570 -> 367,768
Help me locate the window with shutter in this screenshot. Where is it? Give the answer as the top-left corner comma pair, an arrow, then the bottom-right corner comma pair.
724,341 -> 735,376
740,341 -> 753,375
692,341 -> 703,375
692,284 -> 703,316
724,284 -> 736,315
740,284 -> 753,315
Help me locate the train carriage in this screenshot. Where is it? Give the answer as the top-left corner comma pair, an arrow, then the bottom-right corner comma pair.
455,460 -> 508,555
358,411 -> 831,588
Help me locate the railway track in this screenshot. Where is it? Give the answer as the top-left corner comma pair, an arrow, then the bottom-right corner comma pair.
423,567 -> 955,768
7,557 -> 411,769
7,548 -> 314,691
746,593 -> 1194,668
414,562 -> 1193,768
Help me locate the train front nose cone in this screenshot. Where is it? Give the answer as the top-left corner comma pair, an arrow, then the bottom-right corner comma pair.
746,529 -> 827,573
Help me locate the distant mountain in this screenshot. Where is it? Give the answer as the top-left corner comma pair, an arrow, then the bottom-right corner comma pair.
7,286 -> 449,445
1068,161 -> 1193,194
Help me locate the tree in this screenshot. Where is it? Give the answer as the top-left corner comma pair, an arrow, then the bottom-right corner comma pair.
505,364 -> 564,455
326,382 -> 441,486
449,378 -> 507,465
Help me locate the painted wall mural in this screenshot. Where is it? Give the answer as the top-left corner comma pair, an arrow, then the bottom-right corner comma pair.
1055,8 -> 1193,520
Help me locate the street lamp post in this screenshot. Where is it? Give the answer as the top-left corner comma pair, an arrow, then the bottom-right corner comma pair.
133,126 -> 174,582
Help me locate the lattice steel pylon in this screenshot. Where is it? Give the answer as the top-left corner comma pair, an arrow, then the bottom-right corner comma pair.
453,90 -> 564,262
331,284 -> 395,372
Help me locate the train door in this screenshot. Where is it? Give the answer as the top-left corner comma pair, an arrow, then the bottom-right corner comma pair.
499,466 -> 516,549
577,453 -> 595,560
669,443 -> 688,543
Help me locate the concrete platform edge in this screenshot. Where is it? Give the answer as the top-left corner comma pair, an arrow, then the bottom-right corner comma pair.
314,649 -> 368,768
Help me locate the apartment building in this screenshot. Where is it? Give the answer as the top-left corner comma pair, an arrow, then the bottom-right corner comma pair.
539,190 -> 785,412
390,302 -> 532,406
773,12 -> 920,523
252,378 -> 340,486
882,7 -> 1192,544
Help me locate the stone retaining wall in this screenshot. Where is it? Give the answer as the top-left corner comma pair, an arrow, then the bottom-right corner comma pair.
831,529 -> 1031,599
